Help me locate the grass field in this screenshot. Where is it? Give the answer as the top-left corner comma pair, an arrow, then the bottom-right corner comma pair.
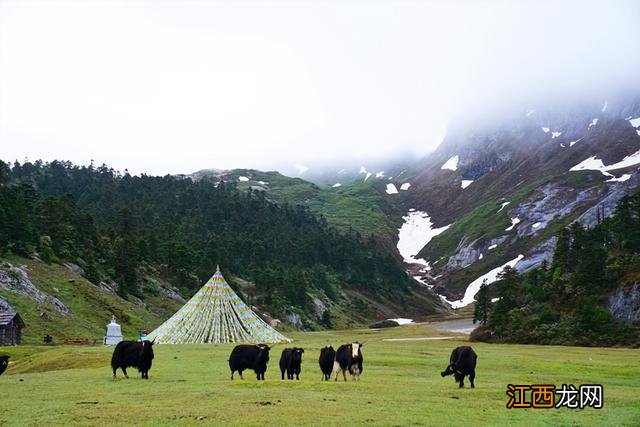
1,323 -> 639,426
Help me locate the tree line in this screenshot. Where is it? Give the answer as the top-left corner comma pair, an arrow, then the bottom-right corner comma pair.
473,190 -> 640,346
0,160 -> 412,318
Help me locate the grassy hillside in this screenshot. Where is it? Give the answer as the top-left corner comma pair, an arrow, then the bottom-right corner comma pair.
226,169 -> 399,239
1,325 -> 638,425
0,256 -> 183,344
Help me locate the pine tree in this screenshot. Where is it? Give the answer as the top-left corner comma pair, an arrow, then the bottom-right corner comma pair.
473,279 -> 490,325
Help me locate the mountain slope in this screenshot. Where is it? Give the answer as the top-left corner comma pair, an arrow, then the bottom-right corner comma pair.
392,95 -> 640,303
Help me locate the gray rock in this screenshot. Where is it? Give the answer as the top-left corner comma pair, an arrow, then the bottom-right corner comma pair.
312,297 -> 327,319
0,262 -> 70,315
608,282 -> 640,323
285,312 -> 303,329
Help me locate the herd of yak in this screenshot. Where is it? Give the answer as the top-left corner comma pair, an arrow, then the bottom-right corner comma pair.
107,340 -> 478,388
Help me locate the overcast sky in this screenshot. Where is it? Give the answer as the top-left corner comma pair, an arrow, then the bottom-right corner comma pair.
1,0 -> 639,175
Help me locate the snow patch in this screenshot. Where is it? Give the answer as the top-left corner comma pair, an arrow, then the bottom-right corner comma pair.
532,222 -> 542,228
526,109 -> 536,117
570,151 -> 640,176
541,127 -> 550,133
448,255 -> 524,308
257,181 -> 268,185
601,101 -> 608,112
488,244 -> 498,250
505,217 -> 521,231
359,166 -> 367,174
607,174 -> 632,183
629,117 -> 640,128
497,201 -> 510,213
397,210 -> 452,268
569,138 -> 582,147
491,297 -> 500,303
364,172 -> 372,181
386,183 -> 399,194
588,118 -> 599,129
560,143 -> 566,148
461,180 -> 474,189
332,183 -> 342,188
375,171 -> 385,178
400,182 -> 411,191
441,155 -> 459,171
238,176 -> 250,182
388,318 -> 414,325
551,131 -> 562,139
479,253 -> 483,260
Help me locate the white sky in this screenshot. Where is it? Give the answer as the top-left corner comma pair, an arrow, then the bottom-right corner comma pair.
1,0 -> 639,175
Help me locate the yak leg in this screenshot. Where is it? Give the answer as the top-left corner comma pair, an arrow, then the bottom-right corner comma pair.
281,369 -> 285,380
112,367 -> 117,379
469,371 -> 475,389
122,367 -> 129,379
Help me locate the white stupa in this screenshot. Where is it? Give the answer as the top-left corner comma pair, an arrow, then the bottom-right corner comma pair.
104,315 -> 123,345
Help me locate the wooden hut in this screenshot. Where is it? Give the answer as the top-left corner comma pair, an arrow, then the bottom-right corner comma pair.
0,312 -> 25,345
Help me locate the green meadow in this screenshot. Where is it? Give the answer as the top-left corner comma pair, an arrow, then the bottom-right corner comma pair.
1,324 -> 638,426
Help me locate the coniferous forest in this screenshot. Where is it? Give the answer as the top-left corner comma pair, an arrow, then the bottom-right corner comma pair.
0,160 -> 413,319
472,190 -> 640,346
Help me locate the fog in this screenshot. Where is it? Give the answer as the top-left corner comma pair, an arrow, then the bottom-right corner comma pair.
1,0 -> 639,176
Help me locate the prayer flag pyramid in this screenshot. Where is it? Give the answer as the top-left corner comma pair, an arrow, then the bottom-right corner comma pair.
146,266 -> 291,344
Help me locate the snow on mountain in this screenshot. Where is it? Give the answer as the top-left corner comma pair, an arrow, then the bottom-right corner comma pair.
386,183 -> 399,194
607,174 -> 631,183
569,138 -> 582,147
441,155 -> 459,171
479,253 -> 483,260
376,171 -> 385,178
526,109 -> 536,117
551,132 -> 562,139
461,180 -> 474,189
532,222 -> 542,228
505,217 -> 521,231
257,181 -> 268,185
359,166 -> 367,174
629,117 -> 640,128
400,182 -> 411,190
238,176 -> 249,182
601,101 -> 608,112
570,150 -> 640,176
388,318 -> 414,325
497,202 -> 510,213
448,254 -> 524,309
332,183 -> 342,188
542,127 -> 550,133
397,210 -> 452,268
364,172 -> 372,181
588,118 -> 599,129
488,244 -> 498,250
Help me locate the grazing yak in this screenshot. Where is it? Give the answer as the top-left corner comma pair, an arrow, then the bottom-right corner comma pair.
111,340 -> 155,379
279,347 -> 304,380
441,346 -> 477,388
229,344 -> 271,380
318,346 -> 335,381
0,355 -> 9,376
334,342 -> 363,381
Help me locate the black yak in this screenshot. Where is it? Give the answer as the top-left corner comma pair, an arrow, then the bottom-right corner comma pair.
441,346 -> 477,388
111,340 -> 155,379
318,346 -> 335,381
334,342 -> 363,381
279,347 -> 304,380
0,355 -> 9,376
229,344 -> 271,380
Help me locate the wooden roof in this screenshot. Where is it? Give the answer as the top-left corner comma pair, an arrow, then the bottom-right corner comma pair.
0,312 -> 25,328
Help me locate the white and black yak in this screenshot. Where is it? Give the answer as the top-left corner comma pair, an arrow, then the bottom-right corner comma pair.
0,355 -> 9,376
229,344 -> 271,380
334,342 -> 363,381
441,346 -> 477,388
279,347 -> 304,380
111,340 -> 155,379
318,346 -> 335,381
